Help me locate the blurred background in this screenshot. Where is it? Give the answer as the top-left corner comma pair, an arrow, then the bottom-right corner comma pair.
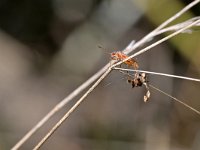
0,0 -> 200,149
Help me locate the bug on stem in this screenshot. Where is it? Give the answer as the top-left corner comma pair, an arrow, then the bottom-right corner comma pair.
98,45 -> 139,69
110,51 -> 139,69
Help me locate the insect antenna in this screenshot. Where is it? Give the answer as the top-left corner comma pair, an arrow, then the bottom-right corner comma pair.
97,45 -> 111,55
149,84 -> 200,116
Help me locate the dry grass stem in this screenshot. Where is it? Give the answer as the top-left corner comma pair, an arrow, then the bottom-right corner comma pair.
113,67 -> 200,82
33,68 -> 112,150
155,17 -> 200,35
118,70 -> 200,115
124,0 -> 200,54
114,19 -> 200,68
11,64 -> 110,150
149,84 -> 200,116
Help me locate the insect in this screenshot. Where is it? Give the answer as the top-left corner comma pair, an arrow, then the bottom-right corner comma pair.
110,51 -> 146,100
110,51 -> 139,69
98,45 -> 139,69
127,72 -> 150,102
98,45 -> 146,100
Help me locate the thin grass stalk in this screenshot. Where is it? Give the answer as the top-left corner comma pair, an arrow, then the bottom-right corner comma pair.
113,67 -> 200,82
33,68 -> 112,150
150,84 -> 200,115
113,19 -> 200,68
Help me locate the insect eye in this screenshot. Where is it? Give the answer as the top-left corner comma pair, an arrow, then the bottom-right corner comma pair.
111,53 -> 117,59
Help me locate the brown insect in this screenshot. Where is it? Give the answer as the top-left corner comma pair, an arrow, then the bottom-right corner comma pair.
98,45 -> 149,101
98,45 -> 139,69
127,72 -> 150,102
110,51 -> 139,69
